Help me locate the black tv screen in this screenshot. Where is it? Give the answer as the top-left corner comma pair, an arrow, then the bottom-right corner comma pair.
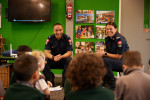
8,0 -> 51,22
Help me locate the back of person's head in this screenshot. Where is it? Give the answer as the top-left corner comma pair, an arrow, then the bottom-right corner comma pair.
26,50 -> 45,71
66,53 -> 106,90
13,54 -> 38,81
122,50 -> 143,67
17,45 -> 32,57
149,59 -> 150,65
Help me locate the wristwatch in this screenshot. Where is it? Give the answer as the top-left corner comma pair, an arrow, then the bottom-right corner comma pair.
104,52 -> 107,56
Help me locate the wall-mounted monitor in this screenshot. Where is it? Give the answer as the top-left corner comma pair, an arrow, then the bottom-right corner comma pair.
8,0 -> 51,22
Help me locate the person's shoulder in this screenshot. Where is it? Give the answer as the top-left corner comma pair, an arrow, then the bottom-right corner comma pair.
141,71 -> 150,79
105,36 -> 109,41
114,34 -> 125,45
10,83 -> 41,91
48,34 -> 55,39
5,83 -> 44,100
96,86 -> 114,99
100,86 -> 114,94
115,33 -> 126,41
105,36 -> 109,39
116,75 -> 129,85
62,34 -> 71,39
115,34 -> 122,40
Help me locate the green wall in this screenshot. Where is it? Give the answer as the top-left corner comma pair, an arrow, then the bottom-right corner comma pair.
144,0 -> 149,28
0,0 -> 119,51
74,0 -> 119,55
0,0 -> 66,51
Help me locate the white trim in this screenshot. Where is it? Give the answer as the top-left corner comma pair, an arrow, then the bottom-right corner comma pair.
10,44 -> 17,57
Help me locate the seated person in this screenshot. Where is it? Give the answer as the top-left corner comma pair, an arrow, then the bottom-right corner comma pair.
10,45 -> 32,85
96,22 -> 129,90
27,50 -> 52,99
4,55 -> 44,100
43,23 -> 73,87
65,53 -> 114,100
115,50 -> 150,100
2,45 -> 32,57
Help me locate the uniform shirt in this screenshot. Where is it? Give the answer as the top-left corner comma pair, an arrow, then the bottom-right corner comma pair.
105,33 -> 129,55
45,34 -> 73,56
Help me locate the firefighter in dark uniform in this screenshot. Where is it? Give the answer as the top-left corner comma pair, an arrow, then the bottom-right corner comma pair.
43,23 -> 73,87
96,22 -> 129,90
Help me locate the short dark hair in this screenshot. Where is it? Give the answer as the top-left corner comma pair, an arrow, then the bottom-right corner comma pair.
13,55 -> 38,81
66,53 -> 106,90
149,59 -> 150,65
17,45 -> 32,57
106,21 -> 117,28
122,50 -> 143,67
53,23 -> 63,29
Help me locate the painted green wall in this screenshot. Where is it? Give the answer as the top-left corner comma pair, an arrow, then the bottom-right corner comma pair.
73,0 -> 119,55
0,0 -> 66,51
144,0 -> 149,28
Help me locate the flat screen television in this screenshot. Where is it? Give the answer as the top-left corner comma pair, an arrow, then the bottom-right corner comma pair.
8,0 -> 51,22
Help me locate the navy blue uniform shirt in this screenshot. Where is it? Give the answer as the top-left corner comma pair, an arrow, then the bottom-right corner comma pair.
45,34 -> 73,56
105,33 -> 129,54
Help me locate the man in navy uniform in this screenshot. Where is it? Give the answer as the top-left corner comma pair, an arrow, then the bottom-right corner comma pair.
43,23 -> 73,87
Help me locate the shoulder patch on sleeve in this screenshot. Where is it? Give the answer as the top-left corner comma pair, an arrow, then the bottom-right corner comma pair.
68,39 -> 72,45
117,41 -> 122,44
117,41 -> 122,47
45,39 -> 49,45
